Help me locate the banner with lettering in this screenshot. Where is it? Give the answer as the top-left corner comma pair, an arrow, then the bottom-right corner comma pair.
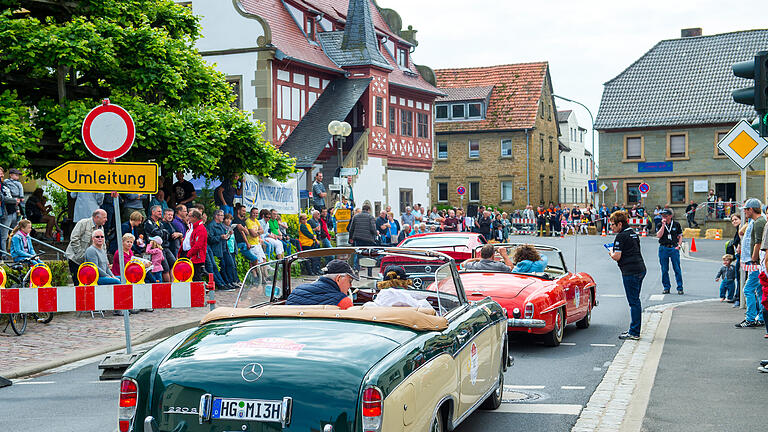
240,174 -> 299,214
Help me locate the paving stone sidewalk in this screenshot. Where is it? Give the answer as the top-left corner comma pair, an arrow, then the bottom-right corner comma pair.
0,290 -> 238,376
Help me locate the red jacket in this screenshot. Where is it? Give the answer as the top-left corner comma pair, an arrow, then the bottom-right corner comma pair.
187,220 -> 208,264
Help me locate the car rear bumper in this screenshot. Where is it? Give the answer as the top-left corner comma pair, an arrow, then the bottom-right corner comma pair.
507,318 -> 546,328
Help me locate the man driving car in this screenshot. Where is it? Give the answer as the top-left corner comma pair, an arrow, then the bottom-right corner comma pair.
463,244 -> 514,272
286,259 -> 358,309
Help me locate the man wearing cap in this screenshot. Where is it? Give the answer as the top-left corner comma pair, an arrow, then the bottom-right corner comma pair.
736,198 -> 766,328
286,259 -> 356,309
656,209 -> 684,294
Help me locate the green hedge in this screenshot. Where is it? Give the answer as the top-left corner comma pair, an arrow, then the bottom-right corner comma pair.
1,260 -> 70,287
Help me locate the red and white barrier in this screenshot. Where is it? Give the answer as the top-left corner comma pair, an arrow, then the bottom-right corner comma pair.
628,218 -> 646,225
510,218 -> 536,225
743,264 -> 760,272
0,282 -> 206,314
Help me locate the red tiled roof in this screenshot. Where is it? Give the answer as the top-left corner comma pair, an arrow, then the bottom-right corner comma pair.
240,0 -> 343,73
434,62 -> 549,132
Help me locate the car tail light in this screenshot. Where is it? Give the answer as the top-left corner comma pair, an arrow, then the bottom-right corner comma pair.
118,378 -> 138,432
524,302 -> 534,319
362,386 -> 383,432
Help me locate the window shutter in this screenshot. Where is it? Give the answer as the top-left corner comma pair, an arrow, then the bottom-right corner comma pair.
626,138 -> 641,158
670,135 -> 686,156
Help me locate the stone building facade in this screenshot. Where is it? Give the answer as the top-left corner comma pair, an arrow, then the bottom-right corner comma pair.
596,29 -> 768,215
432,63 -> 561,210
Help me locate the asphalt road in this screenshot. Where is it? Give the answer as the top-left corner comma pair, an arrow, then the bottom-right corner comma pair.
0,234 -> 724,432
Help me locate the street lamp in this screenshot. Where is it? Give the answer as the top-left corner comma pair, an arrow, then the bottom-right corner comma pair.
554,94 -> 596,202
328,120 -> 352,177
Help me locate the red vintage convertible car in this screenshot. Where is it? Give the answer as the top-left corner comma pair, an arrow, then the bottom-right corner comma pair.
379,232 -> 487,276
458,244 -> 597,346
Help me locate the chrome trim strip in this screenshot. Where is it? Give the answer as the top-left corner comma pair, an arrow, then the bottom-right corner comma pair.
198,393 -> 212,424
508,318 -> 547,328
281,396 -> 293,428
430,394 -> 455,429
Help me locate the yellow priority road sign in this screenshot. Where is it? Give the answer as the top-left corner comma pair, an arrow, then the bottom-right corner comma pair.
46,161 -> 158,193
717,119 -> 768,170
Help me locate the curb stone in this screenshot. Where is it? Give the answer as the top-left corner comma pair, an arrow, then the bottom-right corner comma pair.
571,299 -> 717,432
3,318 -> 201,379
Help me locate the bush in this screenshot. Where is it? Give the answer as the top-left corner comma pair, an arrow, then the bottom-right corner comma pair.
44,183 -> 67,217
282,214 -> 300,239
1,260 -> 70,286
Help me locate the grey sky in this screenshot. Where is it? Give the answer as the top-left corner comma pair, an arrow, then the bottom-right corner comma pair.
381,0 -> 767,160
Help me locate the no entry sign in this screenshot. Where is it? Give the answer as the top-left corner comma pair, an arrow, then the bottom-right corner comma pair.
81,100 -> 135,160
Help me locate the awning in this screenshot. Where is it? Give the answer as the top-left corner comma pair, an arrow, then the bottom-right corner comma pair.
279,77 -> 372,168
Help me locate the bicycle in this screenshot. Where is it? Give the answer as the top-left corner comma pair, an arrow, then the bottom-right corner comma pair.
1,255 -> 54,335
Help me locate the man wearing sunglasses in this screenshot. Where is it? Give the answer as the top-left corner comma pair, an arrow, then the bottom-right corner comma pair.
66,208 -> 107,284
84,229 -> 120,285
286,259 -> 358,309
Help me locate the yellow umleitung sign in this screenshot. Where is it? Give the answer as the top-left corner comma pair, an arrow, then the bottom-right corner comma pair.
46,161 -> 158,193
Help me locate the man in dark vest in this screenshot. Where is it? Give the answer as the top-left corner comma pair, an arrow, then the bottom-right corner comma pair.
286,259 -> 357,309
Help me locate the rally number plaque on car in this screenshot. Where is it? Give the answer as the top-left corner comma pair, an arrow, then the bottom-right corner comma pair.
211,398 -> 282,422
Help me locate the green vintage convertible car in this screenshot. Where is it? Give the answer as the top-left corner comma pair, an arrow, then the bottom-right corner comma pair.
120,247 -> 509,432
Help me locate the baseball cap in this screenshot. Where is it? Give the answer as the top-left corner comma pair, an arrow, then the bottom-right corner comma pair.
148,235 -> 163,245
745,198 -> 762,209
660,209 -> 673,216
8,168 -> 21,175
323,259 -> 359,280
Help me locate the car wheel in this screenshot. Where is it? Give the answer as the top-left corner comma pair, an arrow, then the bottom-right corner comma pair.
576,291 -> 593,329
480,364 -> 504,410
543,308 -> 564,347
430,408 -> 445,432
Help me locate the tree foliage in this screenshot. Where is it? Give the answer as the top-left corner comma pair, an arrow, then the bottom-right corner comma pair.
0,0 -> 294,180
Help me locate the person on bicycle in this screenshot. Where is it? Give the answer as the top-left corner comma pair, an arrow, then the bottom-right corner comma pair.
10,219 -> 40,264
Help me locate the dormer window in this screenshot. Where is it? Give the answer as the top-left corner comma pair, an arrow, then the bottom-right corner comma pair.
397,47 -> 408,68
305,15 -> 315,39
435,101 -> 485,121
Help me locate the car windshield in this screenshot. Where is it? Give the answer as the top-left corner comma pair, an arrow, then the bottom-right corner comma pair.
400,236 -> 471,248
466,244 -> 567,277
234,248 -> 463,316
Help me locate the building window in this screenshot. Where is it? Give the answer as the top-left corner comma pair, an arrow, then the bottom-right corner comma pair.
540,176 -> 544,203
399,189 -> 413,214
669,181 -> 687,204
469,181 -> 480,202
436,104 -> 448,120
305,16 -> 315,39
549,178 -> 553,202
501,181 -> 514,202
580,159 -> 583,173
389,106 -> 396,134
624,136 -> 643,161
540,134 -> 545,160
548,136 -> 553,162
397,47 -> 408,68
626,182 -> 640,204
468,102 -> 482,118
400,109 -> 412,136
563,187 -> 567,202
547,103 -> 551,121
417,113 -> 429,138
501,139 -> 513,157
562,155 -> 566,166
374,97 -> 384,127
468,140 -> 480,158
715,130 -> 728,157
452,104 -> 465,119
437,182 -> 448,202
225,76 -> 242,109
540,101 -> 544,118
667,132 -> 688,159
437,141 -> 448,160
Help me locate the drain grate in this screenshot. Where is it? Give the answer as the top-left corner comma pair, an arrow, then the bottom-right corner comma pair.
502,389 -> 546,403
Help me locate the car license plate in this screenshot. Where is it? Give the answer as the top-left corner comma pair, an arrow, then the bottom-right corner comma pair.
211,398 -> 281,422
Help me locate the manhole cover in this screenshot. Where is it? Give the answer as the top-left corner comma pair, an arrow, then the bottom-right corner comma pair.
502,389 -> 546,403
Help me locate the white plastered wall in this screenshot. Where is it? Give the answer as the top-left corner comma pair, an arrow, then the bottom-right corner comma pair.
387,169 -> 430,219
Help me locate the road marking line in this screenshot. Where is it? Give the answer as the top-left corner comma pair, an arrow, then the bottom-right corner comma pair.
496,403 -> 582,415
649,294 -> 665,301
504,385 -> 546,390
560,342 -> 576,346
13,381 -> 55,385
603,361 -> 612,367
590,343 -> 617,347
599,294 -> 625,298
561,386 -> 586,390
593,367 -> 602,371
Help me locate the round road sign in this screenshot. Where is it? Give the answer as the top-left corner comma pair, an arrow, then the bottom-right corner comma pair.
457,186 -> 466,195
638,183 -> 650,194
81,100 -> 135,160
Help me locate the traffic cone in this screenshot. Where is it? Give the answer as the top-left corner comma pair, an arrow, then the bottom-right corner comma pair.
641,228 -> 647,237
560,228 -> 565,238
601,228 -> 606,237
690,237 -> 697,253
715,230 -> 721,240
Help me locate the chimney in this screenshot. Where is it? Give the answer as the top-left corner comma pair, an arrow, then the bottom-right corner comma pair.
681,28 -> 702,38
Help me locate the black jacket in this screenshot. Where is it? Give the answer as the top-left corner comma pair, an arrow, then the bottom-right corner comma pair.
348,212 -> 377,243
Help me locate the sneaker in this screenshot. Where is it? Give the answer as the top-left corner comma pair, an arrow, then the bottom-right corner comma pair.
677,290 -> 684,295
725,299 -> 735,303
760,360 -> 768,367
733,302 -> 740,308
662,289 -> 670,294
757,320 -> 766,327
618,332 -> 640,340
758,366 -> 768,373
735,320 -> 759,328
720,298 -> 726,302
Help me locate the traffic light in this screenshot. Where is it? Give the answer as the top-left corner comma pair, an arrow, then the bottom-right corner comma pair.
732,51 -> 768,136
